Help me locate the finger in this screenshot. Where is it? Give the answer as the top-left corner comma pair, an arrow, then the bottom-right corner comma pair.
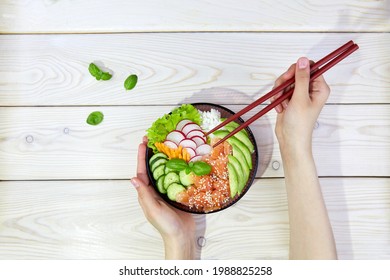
274,63 -> 295,88
292,57 -> 310,102
272,63 -> 295,113
142,136 -> 148,144
312,73 -> 326,85
131,177 -> 160,213
271,92 -> 283,113
311,75 -> 331,106
282,98 -> 289,110
137,142 -> 150,185
283,63 -> 296,80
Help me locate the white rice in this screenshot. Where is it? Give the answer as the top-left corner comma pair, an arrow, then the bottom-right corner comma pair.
199,108 -> 221,134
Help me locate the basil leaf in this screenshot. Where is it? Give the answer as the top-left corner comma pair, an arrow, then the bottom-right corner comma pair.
86,111 -> 104,126
192,161 -> 212,176
124,74 -> 138,90
166,159 -> 188,171
88,63 -> 112,81
185,166 -> 192,175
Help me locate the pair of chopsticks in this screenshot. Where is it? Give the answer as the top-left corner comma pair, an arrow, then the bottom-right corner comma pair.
206,40 -> 359,147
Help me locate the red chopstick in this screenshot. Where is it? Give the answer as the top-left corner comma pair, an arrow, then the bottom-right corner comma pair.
210,41 -> 359,148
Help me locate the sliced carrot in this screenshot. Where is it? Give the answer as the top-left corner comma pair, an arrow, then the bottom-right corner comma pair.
154,142 -> 191,161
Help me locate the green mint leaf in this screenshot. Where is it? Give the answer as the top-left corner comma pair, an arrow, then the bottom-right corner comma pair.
185,166 -> 192,175
88,63 -> 101,77
101,72 -> 112,80
192,161 -> 212,176
124,74 -> 138,90
86,111 -> 104,126
166,159 -> 188,171
88,63 -> 112,81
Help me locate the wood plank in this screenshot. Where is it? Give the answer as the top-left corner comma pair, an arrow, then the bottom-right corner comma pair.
0,33 -> 388,106
0,0 -> 388,33
0,178 -> 388,259
0,105 -> 389,180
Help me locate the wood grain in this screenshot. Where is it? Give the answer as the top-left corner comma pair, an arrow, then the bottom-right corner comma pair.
0,178 -> 388,259
0,33 -> 389,106
0,0 -> 389,262
0,105 -> 389,180
0,0 -> 389,33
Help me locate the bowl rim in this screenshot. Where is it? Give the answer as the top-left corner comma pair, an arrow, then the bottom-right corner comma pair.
145,102 -> 259,214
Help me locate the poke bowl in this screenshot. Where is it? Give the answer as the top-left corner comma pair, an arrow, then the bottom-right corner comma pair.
145,103 -> 258,214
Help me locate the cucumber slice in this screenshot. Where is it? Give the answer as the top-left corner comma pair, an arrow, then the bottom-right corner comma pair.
151,158 -> 168,172
167,183 -> 186,201
163,172 -> 180,190
179,170 -> 193,187
149,152 -> 168,165
153,165 -> 165,180
156,175 -> 166,194
164,166 -> 174,174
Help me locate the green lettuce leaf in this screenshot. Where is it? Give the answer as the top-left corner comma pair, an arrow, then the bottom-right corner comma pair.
147,104 -> 201,152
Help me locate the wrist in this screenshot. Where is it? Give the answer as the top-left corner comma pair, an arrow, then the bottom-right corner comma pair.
163,233 -> 196,260
280,142 -> 313,166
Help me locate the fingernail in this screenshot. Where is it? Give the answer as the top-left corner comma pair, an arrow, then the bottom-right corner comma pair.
282,101 -> 288,109
131,178 -> 139,188
298,57 -> 308,69
275,106 -> 281,113
142,136 -> 148,144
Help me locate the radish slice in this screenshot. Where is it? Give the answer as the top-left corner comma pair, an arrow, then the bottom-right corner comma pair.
184,147 -> 196,158
195,144 -> 212,156
179,139 -> 197,150
166,130 -> 185,145
191,136 -> 206,146
163,140 -> 178,149
176,119 -> 194,131
186,129 -> 205,139
189,155 -> 203,162
182,123 -> 202,136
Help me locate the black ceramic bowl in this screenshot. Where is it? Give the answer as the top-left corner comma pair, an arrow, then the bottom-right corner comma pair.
146,103 -> 258,214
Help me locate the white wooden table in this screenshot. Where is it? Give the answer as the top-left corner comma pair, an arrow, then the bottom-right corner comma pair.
0,0 -> 389,259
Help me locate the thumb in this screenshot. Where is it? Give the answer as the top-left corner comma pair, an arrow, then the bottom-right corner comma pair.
131,177 -> 160,210
292,57 -> 311,102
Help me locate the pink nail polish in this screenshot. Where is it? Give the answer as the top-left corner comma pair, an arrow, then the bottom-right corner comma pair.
298,58 -> 308,69
130,178 -> 139,188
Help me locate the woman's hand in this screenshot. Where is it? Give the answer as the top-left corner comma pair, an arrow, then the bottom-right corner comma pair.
271,57 -> 330,155
271,57 -> 337,259
131,137 -> 196,259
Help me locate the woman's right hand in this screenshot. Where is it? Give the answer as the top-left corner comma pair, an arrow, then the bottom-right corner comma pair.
271,57 -> 330,155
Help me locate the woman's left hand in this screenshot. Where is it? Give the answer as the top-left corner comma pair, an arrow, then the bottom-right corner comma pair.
131,137 -> 196,259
